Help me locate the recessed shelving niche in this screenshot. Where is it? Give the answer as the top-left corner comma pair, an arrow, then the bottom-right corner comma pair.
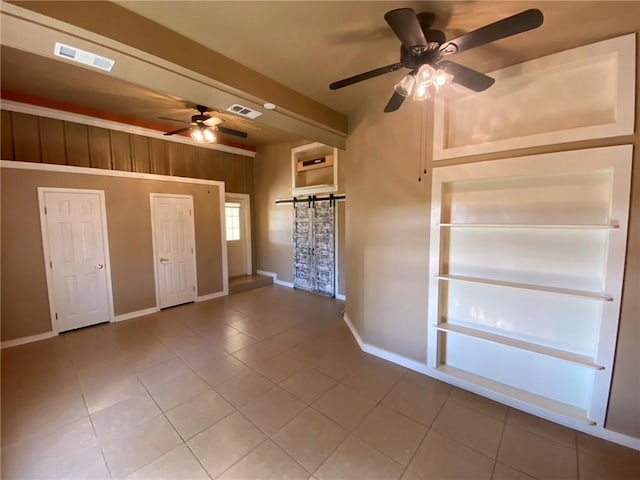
427,145 -> 632,427
291,142 -> 338,196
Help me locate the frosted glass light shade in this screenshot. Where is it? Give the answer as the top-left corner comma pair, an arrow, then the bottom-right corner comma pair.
413,81 -> 431,101
434,69 -> 454,90
204,128 -> 216,143
394,74 -> 415,97
191,129 -> 204,143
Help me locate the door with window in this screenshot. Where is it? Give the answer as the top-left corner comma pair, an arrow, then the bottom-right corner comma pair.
225,195 -> 251,278
151,194 -> 197,309
39,188 -> 113,332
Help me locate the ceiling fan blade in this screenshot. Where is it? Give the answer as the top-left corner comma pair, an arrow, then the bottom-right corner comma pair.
439,61 -> 495,92
383,90 -> 406,113
163,127 -> 192,136
204,117 -> 223,127
330,63 -> 403,90
384,8 -> 427,50
440,9 -> 543,55
217,126 -> 248,139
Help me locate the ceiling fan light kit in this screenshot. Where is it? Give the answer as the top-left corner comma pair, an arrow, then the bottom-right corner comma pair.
329,8 -> 544,112
163,104 -> 248,143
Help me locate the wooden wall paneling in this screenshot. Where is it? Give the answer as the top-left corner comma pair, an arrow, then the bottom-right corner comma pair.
110,130 -> 133,171
1,110 -> 15,160
12,112 -> 41,162
149,138 -> 169,175
183,144 -> 201,179
243,157 -> 254,195
64,122 -> 91,167
205,148 -> 224,181
38,117 -> 66,165
223,152 -> 244,193
88,126 -> 112,169
131,135 -> 151,173
168,142 -> 185,177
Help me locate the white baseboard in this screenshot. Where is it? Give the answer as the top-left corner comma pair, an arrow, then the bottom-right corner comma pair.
335,293 -> 346,301
197,291 -> 228,302
114,307 -> 159,322
342,313 -> 640,451
1,331 -> 58,349
257,270 -> 294,288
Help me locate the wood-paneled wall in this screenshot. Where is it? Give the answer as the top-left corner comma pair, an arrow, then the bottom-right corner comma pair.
0,110 -> 253,193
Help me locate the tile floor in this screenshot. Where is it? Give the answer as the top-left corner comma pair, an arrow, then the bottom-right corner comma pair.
1,285 -> 638,479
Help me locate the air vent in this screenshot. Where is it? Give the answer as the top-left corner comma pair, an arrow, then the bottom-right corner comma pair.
54,42 -> 115,72
226,103 -> 262,119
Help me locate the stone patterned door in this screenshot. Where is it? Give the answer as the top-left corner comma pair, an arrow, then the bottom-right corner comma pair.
293,199 -> 335,297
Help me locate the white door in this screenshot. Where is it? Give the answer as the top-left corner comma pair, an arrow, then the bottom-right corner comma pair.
40,189 -> 112,333
151,195 -> 197,309
225,195 -> 251,278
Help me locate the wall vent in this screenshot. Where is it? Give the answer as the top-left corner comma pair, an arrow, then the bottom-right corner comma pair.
226,104 -> 262,119
54,42 -> 115,72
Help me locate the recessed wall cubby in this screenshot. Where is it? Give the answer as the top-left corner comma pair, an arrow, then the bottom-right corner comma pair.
291,142 -> 338,195
428,145 -> 632,427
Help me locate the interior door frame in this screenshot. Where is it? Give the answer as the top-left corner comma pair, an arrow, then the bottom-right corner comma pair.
149,193 -> 198,309
37,187 -> 115,334
225,192 -> 252,276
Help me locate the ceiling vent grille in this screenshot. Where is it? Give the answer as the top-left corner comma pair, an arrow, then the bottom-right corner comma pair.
54,42 -> 115,72
226,104 -> 262,119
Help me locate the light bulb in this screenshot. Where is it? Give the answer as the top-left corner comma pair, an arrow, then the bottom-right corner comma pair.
204,128 -> 216,143
191,129 -> 204,143
394,74 -> 415,97
433,69 -> 454,91
413,81 -> 431,101
416,64 -> 436,85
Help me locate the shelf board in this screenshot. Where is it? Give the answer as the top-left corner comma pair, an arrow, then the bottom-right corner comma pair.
437,274 -> 613,302
438,223 -> 618,230
436,365 -> 596,425
435,322 -> 604,370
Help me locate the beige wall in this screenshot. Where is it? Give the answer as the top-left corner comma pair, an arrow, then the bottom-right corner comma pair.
345,38 -> 640,439
1,167 -> 224,341
253,141 -> 346,296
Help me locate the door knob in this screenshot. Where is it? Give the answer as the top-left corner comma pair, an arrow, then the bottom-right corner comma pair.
93,263 -> 105,270
159,257 -> 170,263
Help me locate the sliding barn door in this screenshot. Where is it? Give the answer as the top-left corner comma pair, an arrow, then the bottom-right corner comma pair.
293,200 -> 335,296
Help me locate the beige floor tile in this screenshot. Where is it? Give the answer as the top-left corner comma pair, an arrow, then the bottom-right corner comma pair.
82,373 -> 147,414
284,340 -> 327,364
123,341 -> 176,371
577,431 -> 640,463
578,450 -> 640,480
127,444 -> 210,479
409,430 -> 494,480
216,370 -> 275,407
187,412 -> 266,478
281,367 -> 337,403
149,371 -> 211,411
193,353 -> 249,387
251,353 -> 307,383
507,408 -> 576,448
341,362 -> 404,401
1,416 -> 99,480
450,388 -> 508,421
312,384 -> 376,431
222,332 -> 258,353
316,435 -> 404,480
92,392 -> 161,438
382,374 -> 451,427
311,348 -> 365,380
354,404 -> 427,465
166,389 -> 235,440
136,356 -> 191,389
498,425 -> 577,480
492,462 -> 535,480
100,414 -> 182,478
241,387 -> 306,435
273,408 -> 348,473
432,400 -> 504,458
219,439 -> 309,479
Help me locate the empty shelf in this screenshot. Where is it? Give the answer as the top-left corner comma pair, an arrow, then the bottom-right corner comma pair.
438,223 -> 618,229
436,365 -> 596,425
435,322 -> 604,370
437,274 -> 613,301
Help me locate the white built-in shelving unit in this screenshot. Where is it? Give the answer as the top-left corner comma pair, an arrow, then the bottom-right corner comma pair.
427,145 -> 632,427
291,142 -> 338,196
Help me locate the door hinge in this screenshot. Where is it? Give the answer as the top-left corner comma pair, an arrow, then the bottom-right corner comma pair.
189,209 -> 192,216
193,286 -> 195,292
191,247 -> 194,254
44,206 -> 48,215
55,313 -> 58,320
49,260 -> 53,269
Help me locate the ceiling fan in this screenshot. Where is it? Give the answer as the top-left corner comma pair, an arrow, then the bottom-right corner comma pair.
163,105 -> 248,143
329,8 -> 544,112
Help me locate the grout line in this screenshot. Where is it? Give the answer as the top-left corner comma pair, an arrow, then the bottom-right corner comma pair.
491,407 -> 509,479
